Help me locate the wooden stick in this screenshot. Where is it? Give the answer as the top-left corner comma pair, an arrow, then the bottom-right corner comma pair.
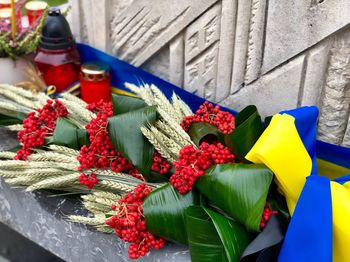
11,0 -> 16,39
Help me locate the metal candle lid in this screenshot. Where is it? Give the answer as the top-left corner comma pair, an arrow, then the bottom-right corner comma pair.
0,8 -> 11,19
81,61 -> 110,81
25,1 -> 48,11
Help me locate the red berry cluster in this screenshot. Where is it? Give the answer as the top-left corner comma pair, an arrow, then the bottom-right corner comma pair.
151,151 -> 171,175
15,99 -> 68,160
78,101 -> 172,181
260,202 -> 278,229
77,101 -> 142,179
105,184 -> 165,259
79,173 -> 98,189
181,101 -> 235,134
170,142 -> 235,194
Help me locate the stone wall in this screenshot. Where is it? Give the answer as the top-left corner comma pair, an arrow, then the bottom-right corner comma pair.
67,0 -> 350,147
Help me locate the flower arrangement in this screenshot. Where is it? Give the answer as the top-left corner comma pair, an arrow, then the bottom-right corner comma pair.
0,83 -> 291,261
0,0 -> 47,58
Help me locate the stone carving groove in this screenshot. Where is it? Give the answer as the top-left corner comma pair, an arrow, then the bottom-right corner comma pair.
317,31 -> 350,146
69,0 -> 350,146
245,0 -> 267,84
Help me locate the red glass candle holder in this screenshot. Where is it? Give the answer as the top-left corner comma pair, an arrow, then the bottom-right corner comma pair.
35,47 -> 81,92
0,0 -> 18,9
25,1 -> 47,26
80,61 -> 111,104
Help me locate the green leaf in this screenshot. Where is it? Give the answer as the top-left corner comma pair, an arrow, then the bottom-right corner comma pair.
205,208 -> 252,262
186,206 -> 228,262
143,183 -> 198,244
0,114 -> 23,126
52,118 -> 79,149
108,106 -> 157,179
185,206 -> 251,262
77,128 -> 90,147
188,123 -> 224,146
50,118 -> 89,149
196,163 -> 273,232
111,93 -> 147,115
225,106 -> 263,162
235,105 -> 258,127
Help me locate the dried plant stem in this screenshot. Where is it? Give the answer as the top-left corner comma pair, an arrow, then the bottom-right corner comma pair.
96,180 -> 135,194
148,125 -> 181,156
0,89 -> 35,108
141,127 -> 176,163
26,173 -> 79,192
47,145 -> 79,157
0,84 -> 37,99
60,98 -> 95,123
61,93 -> 88,108
6,124 -> 23,131
83,201 -> 111,213
96,226 -> 114,234
28,152 -> 79,164
68,215 -> 106,226
155,120 -> 189,147
0,151 -> 16,159
92,191 -> 121,202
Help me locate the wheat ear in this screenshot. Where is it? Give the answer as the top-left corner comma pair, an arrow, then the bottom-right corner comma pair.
0,151 -> 16,159
28,152 -> 79,164
61,92 -> 88,108
95,180 -> 135,193
26,173 -> 79,192
0,89 -> 35,108
47,145 -> 79,156
0,84 -> 37,99
148,125 -> 181,156
155,120 -> 189,147
141,126 -> 176,163
68,215 -> 106,226
60,98 -> 95,123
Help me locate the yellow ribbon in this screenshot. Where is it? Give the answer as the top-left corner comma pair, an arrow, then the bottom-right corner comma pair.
246,114 -> 311,214
246,113 -> 350,262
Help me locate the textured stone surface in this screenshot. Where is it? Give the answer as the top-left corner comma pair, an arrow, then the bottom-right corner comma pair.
68,0 -> 350,146
0,129 -> 190,262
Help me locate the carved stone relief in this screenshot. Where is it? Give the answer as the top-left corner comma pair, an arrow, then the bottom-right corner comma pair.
69,0 -> 350,146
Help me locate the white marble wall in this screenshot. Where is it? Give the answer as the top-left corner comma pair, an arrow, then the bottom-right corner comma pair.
68,0 -> 350,147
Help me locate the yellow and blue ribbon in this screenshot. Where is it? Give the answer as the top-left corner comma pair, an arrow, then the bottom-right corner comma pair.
246,106 -> 350,262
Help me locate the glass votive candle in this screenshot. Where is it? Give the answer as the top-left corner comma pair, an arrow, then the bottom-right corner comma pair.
0,7 -> 11,26
0,0 -> 18,9
25,1 -> 47,26
80,61 -> 111,104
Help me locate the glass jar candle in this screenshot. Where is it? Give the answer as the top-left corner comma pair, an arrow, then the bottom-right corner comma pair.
80,61 -> 111,104
25,1 -> 48,26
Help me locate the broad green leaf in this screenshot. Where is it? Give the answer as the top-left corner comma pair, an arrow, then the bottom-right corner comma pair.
186,206 -> 228,262
0,114 -> 23,126
205,208 -> 252,262
235,105 -> 258,127
196,163 -> 273,232
77,128 -> 90,147
51,118 -> 89,149
185,206 -> 251,262
111,93 -> 146,115
52,118 -> 79,149
148,171 -> 169,183
188,123 -> 224,146
143,183 -> 198,244
225,106 -> 263,162
108,106 -> 156,179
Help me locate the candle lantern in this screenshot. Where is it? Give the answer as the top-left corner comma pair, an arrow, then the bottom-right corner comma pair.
25,1 -> 47,26
80,61 -> 111,104
34,8 -> 80,93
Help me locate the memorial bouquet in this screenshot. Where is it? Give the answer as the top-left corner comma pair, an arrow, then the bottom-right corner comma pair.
0,44 -> 349,262
0,82 -> 290,261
